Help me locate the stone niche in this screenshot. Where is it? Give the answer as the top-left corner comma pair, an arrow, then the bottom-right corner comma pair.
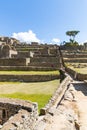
1,44 -> 11,58
0,98 -> 38,130
1,44 -> 17,58
0,107 -> 7,125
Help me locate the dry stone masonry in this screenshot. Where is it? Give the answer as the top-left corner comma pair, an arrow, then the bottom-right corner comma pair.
0,36 -> 87,129
0,36 -> 61,82
0,37 -> 60,68
0,98 -> 38,130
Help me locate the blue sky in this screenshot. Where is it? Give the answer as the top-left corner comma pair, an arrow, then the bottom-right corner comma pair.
0,0 -> 87,44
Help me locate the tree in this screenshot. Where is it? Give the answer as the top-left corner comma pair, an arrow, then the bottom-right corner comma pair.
62,30 -> 80,50
66,30 -> 80,43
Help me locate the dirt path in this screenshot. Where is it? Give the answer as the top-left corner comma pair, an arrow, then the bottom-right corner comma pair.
73,81 -> 87,129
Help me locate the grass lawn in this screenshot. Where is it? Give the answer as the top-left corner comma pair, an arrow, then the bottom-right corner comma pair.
71,67 -> 87,74
0,79 -> 60,112
65,63 -> 87,74
0,70 -> 59,75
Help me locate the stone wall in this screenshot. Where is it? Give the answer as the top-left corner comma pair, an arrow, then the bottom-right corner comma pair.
65,67 -> 87,80
17,51 -> 30,58
0,41 -> 60,68
0,55 -> 60,68
64,58 -> 87,63
16,43 -> 59,57
62,54 -> 87,58
40,75 -> 72,115
65,67 -> 76,78
0,58 -> 30,66
29,57 -> 60,68
77,73 -> 87,80
61,50 -> 87,65
0,66 -> 58,71
30,57 -> 59,63
28,62 -> 60,68
0,98 -> 38,130
0,37 -> 19,44
0,74 -> 60,82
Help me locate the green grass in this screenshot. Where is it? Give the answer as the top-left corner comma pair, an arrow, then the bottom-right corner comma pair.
0,80 -> 60,112
65,63 -> 87,74
70,67 -> 87,74
0,93 -> 51,112
0,80 -> 60,94
0,70 -> 59,75
67,66 -> 87,74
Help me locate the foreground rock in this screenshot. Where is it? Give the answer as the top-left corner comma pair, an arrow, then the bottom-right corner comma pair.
34,81 -> 87,130
34,82 -> 80,130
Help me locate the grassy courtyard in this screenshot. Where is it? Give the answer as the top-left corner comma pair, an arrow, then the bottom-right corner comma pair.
0,79 -> 60,112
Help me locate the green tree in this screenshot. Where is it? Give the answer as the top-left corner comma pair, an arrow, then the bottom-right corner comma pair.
66,30 -> 80,43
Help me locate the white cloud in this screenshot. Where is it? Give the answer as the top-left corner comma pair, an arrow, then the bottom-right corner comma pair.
83,40 -> 87,43
12,30 -> 40,43
52,38 -> 60,43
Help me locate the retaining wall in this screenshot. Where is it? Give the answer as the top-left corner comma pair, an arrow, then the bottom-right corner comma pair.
0,74 -> 60,82
0,58 -> 30,66
64,58 -> 87,63
77,73 -> 87,80
30,57 -> 59,63
63,54 -> 87,58
28,62 -> 60,68
40,75 -> 72,115
0,66 -> 58,71
17,51 -> 30,58
65,67 -> 87,80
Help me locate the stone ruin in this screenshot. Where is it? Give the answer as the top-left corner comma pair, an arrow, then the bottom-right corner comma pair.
0,36 -> 61,129
0,36 -> 61,82
0,37 -> 87,129
84,42 -> 87,50
0,36 -> 19,58
0,36 -> 61,68
0,98 -> 38,130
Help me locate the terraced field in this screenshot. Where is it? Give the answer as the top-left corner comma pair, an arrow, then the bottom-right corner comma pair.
65,63 -> 87,74
0,70 -> 59,75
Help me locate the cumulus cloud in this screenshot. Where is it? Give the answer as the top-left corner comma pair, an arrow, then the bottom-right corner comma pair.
52,38 -> 60,43
83,40 -> 87,43
12,30 -> 40,43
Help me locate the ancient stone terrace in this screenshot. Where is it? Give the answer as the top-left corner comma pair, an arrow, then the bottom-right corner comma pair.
15,42 -> 60,62
0,42 -> 87,129
0,36 -> 19,58
0,37 -> 61,82
61,49 -> 87,81
0,37 -> 60,69
61,50 -> 87,63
